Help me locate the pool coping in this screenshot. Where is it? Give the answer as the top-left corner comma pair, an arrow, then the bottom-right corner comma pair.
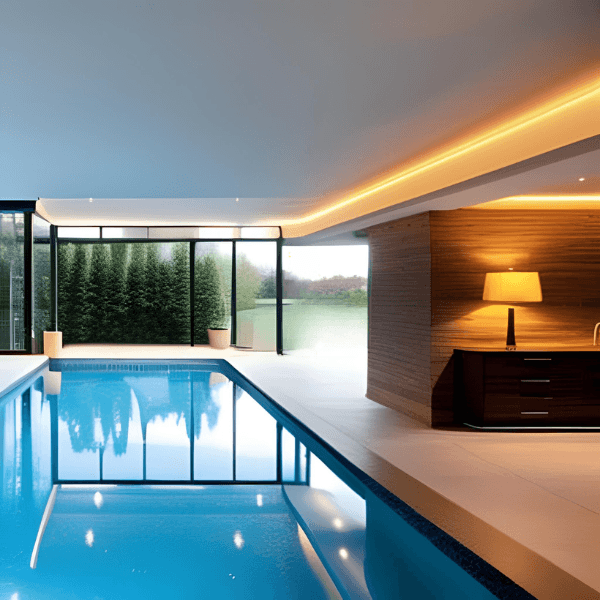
0,356 -> 48,407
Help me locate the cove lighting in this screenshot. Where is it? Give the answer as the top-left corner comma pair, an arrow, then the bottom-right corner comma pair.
471,195 -> 600,209
281,74 -> 600,235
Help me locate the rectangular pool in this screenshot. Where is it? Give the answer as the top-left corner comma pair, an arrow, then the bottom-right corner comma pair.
0,359 -> 534,599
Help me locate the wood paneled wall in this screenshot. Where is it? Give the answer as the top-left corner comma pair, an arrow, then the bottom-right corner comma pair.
367,209 -> 600,427
367,213 -> 432,424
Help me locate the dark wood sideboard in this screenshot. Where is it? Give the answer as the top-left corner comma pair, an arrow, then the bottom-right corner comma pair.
454,349 -> 600,427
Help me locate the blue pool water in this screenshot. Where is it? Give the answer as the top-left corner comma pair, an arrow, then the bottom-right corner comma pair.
0,360 -> 534,599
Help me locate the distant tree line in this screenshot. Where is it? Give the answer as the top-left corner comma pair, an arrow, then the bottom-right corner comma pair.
58,243 -> 243,344
282,274 -> 368,306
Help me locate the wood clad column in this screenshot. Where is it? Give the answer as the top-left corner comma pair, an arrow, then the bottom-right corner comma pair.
367,208 -> 600,428
429,209 -> 600,426
367,213 -> 433,426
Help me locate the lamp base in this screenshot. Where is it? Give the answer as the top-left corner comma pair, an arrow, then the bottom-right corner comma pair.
506,307 -> 516,350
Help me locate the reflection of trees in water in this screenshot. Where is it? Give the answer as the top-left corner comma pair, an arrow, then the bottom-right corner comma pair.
59,374 -> 132,455
192,372 -> 234,439
60,371 -> 230,453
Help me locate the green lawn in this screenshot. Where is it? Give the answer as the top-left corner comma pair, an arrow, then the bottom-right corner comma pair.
236,301 -> 367,351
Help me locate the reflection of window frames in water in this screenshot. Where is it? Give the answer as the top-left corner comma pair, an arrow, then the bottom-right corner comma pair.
48,368 -> 309,486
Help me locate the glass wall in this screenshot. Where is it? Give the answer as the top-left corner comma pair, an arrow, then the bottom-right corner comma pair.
0,213 -> 25,350
194,242 -> 232,344
58,242 -> 190,344
236,241 -> 277,350
55,237 -> 281,348
33,216 -> 51,352
282,245 -> 369,354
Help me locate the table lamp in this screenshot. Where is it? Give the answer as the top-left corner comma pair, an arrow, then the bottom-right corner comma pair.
483,271 -> 542,351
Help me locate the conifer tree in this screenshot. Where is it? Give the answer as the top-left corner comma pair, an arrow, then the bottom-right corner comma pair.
157,258 -> 174,343
125,244 -> 147,343
87,244 -> 111,342
106,244 -> 128,343
66,244 -> 90,343
57,243 -> 74,340
144,244 -> 164,343
169,243 -> 190,343
195,255 -> 227,344
213,253 -> 232,321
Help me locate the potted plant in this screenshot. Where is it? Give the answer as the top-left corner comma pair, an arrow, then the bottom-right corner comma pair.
196,255 -> 230,349
207,291 -> 230,349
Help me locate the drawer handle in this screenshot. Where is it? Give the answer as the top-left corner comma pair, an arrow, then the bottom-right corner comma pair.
521,411 -> 549,415
521,379 -> 550,383
524,358 -> 552,361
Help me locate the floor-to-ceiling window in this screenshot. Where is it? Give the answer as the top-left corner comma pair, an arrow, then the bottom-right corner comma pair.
55,227 -> 280,349
194,242 -> 232,344
235,241 -> 277,351
282,244 -> 369,354
58,241 -> 191,344
33,215 -> 51,352
0,213 -> 26,350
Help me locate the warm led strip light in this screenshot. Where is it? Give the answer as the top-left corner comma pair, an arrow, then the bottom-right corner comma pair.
282,74 -> 600,229
472,195 -> 600,209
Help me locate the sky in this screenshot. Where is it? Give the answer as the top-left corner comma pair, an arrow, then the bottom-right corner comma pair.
283,246 -> 369,280
200,243 -> 369,280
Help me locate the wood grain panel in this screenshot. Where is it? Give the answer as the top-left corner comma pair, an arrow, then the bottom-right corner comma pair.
367,213 -> 432,425
367,208 -> 600,428
430,209 -> 600,426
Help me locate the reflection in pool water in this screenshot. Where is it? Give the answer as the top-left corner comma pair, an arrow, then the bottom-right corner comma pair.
53,368 -> 306,484
0,361 -> 533,599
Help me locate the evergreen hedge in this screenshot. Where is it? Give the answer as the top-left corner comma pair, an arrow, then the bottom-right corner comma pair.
57,242 -> 241,345
195,254 -> 227,344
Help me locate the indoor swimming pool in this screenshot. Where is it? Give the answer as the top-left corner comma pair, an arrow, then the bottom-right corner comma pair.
0,359 -> 534,599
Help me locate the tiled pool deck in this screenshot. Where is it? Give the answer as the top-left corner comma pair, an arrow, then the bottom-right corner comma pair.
2,345 -> 599,599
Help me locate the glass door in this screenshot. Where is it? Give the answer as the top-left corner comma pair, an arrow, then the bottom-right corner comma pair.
0,213 -> 25,350
235,241 -> 276,351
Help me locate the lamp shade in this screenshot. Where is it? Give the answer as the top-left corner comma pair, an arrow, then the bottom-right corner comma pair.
483,272 -> 542,302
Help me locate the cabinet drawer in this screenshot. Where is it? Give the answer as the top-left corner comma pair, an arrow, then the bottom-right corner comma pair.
519,396 -> 550,417
519,379 -> 551,397
455,350 -> 600,426
485,356 -> 552,378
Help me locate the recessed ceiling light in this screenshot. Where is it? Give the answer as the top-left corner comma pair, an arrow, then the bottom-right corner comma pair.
89,198 -> 93,202
236,197 -> 239,202
579,177 -> 585,182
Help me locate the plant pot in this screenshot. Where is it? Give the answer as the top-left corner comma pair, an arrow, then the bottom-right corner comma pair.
208,328 -> 231,350
43,331 -> 63,358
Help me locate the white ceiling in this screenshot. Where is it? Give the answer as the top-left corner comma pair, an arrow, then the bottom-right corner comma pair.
3,0 -> 600,232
